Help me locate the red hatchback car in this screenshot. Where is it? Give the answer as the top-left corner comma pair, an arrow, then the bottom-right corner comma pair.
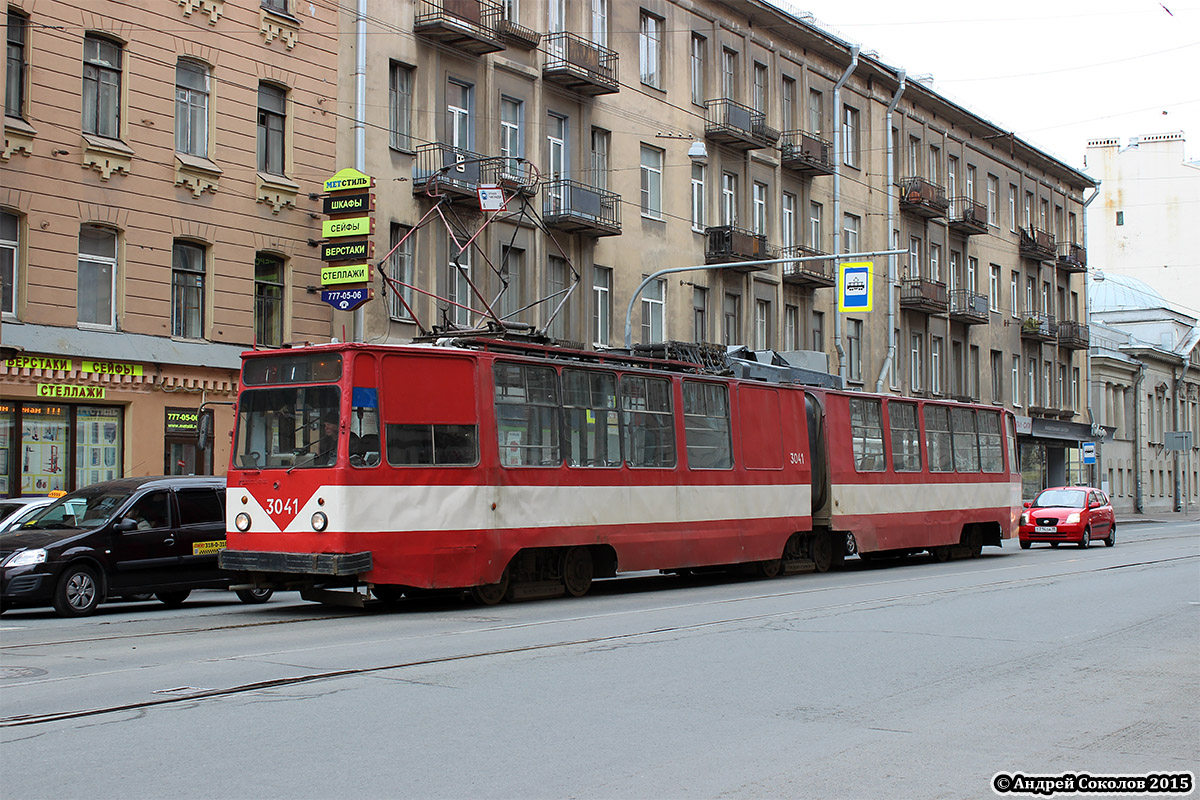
1019,486 -> 1116,549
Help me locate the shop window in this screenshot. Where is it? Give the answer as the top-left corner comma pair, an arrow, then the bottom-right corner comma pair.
164,406 -> 213,475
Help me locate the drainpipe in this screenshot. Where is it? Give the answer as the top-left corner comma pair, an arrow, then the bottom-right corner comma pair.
875,69 -> 906,392
831,46 -> 860,381
1173,362 -> 1184,511
1133,361 -> 1145,514
351,0 -> 367,342
1082,185 -> 1100,484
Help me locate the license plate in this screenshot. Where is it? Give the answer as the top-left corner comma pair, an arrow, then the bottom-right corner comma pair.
1035,525 -> 1057,533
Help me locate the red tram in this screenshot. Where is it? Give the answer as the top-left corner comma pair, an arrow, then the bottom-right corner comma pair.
220,339 -> 1021,605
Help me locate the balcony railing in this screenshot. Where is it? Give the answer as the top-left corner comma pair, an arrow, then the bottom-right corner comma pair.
1020,309 -> 1058,341
949,289 -> 990,324
1019,227 -> 1057,262
497,18 -> 541,49
412,143 -> 489,197
541,178 -> 621,237
778,245 -> 834,288
1057,241 -> 1087,273
414,0 -> 505,55
480,158 -> 538,196
704,225 -> 770,268
541,32 -> 619,96
899,277 -> 948,313
779,130 -> 834,177
1057,319 -> 1090,350
899,177 -> 949,218
948,197 -> 988,235
704,99 -> 774,150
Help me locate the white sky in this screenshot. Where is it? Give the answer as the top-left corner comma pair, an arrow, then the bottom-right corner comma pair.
775,0 -> 1200,170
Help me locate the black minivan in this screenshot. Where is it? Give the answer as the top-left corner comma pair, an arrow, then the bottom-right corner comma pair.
0,476 -> 272,617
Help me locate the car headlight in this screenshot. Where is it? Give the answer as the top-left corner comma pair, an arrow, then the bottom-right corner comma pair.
235,512 -> 252,532
1020,512 -> 1028,526
7,548 -> 47,567
311,511 -> 328,532
1065,512 -> 1081,524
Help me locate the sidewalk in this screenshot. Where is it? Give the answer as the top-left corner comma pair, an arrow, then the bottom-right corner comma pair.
1116,510 -> 1200,526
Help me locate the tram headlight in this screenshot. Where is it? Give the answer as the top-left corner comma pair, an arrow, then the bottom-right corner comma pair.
311,511 -> 328,532
235,512 -> 252,532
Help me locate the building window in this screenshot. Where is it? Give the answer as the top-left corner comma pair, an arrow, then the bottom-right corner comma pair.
1011,272 -> 1020,318
723,293 -> 740,345
842,104 -> 859,167
931,336 -> 942,395
593,266 -> 612,346
1012,355 -> 1021,406
691,163 -> 706,231
929,243 -> 941,283
1,210 -> 18,316
1072,367 -> 1080,411
171,241 -> 205,339
639,12 -> 662,89
257,82 -> 287,175
967,257 -> 977,292
847,318 -> 863,382
721,48 -> 737,99
546,255 -> 568,338
784,304 -> 799,350
175,60 -> 210,157
752,181 -> 768,235
83,34 -> 122,139
908,237 -> 921,279
928,144 -> 941,184
499,96 -> 523,174
447,79 -> 473,150
545,112 -> 566,212
693,286 -> 708,342
389,62 -> 413,151
1008,184 -> 1017,232
590,127 -> 610,190
591,0 -> 608,47
966,164 -> 976,200
642,277 -> 665,342
1116,211 -> 1124,226
254,253 -> 284,347
991,351 -> 1003,402
781,192 -> 797,250
910,333 -> 923,392
781,76 -> 796,130
721,172 -> 738,226
388,224 -> 414,320
843,213 -> 860,254
986,175 -> 999,226
450,246 -> 473,328
752,62 -> 767,114
262,0 -> 289,13
809,202 -> 823,248
812,310 -> 824,352
754,299 -> 771,350
5,10 -> 28,118
989,264 -> 1001,311
640,144 -> 663,219
78,226 -> 117,329
808,88 -> 822,135
947,155 -> 957,198
690,33 -> 705,106
500,245 -> 523,322
907,135 -> 919,175
970,346 -> 980,400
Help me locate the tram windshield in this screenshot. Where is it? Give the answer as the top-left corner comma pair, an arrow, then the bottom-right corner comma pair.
233,386 -> 341,470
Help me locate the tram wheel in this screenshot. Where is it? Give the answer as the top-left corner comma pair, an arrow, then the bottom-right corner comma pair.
561,547 -> 594,597
371,584 -> 405,604
930,545 -> 952,563
810,533 -> 833,573
470,569 -> 510,606
755,557 -> 782,579
963,528 -> 984,558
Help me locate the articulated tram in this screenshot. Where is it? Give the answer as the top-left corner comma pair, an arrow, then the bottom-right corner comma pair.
219,338 -> 1021,605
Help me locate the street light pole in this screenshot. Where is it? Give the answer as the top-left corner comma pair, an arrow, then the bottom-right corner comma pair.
623,248 -> 907,350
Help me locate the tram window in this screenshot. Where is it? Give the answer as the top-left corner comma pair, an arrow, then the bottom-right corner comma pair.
620,375 -> 676,468
243,354 -> 342,385
233,385 -> 340,469
950,407 -> 980,472
978,411 -> 1004,473
888,400 -> 922,472
1006,415 -> 1019,473
386,424 -> 478,466
562,369 -> 621,467
349,387 -> 381,468
682,381 -> 732,469
924,405 -> 954,472
848,397 -> 884,471
494,363 -> 561,467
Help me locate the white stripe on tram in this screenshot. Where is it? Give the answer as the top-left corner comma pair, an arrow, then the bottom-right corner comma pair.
829,481 -> 1021,517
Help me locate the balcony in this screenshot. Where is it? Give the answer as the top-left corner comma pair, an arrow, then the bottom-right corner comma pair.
1057,319 -> 1090,350
1057,241 -> 1087,273
414,0 -> 505,56
497,18 -> 541,49
948,197 -> 988,235
899,177 -> 949,219
412,143 -> 489,197
779,130 -> 835,177
899,277 -> 948,314
1020,310 -> 1058,342
1019,227 -> 1057,262
480,158 -> 538,196
541,32 -> 618,96
949,289 -> 990,324
541,178 -> 621,237
704,99 -> 776,151
705,225 -> 770,269
778,245 -> 834,288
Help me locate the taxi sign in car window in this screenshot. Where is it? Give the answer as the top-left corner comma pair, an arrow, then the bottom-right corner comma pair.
192,539 -> 227,556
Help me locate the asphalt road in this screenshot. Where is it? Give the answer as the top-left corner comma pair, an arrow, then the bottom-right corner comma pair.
1,521 -> 1196,800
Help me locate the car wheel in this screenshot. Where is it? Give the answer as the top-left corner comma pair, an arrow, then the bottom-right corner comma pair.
52,564 -> 102,617
1078,528 -> 1090,549
156,590 -> 191,608
1050,542 -> 1059,548
235,588 -> 273,604
1105,526 -> 1116,547
1019,540 -> 1031,550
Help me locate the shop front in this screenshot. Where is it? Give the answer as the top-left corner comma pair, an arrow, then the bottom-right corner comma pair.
1015,415 -> 1113,500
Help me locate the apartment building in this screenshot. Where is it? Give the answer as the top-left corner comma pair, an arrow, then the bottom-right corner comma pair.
1,0 -> 337,495
335,0 -> 1096,495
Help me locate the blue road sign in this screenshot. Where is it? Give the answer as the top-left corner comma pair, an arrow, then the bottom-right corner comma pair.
321,287 -> 372,312
1082,442 -> 1096,464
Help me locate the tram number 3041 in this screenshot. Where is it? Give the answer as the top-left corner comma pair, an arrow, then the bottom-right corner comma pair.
265,497 -> 302,516
789,452 -> 805,465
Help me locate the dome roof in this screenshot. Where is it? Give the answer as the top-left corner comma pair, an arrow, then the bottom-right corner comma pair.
1089,272 -> 1171,312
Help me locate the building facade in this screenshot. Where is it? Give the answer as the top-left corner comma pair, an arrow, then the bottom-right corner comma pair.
334,0 -> 1097,497
1,0 -> 337,495
1088,274 -> 1200,515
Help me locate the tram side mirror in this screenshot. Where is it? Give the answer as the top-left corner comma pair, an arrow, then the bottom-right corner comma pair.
197,414 -> 211,448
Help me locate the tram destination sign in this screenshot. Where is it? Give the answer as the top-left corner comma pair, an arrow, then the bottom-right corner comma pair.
321,287 -> 373,312
320,240 -> 372,262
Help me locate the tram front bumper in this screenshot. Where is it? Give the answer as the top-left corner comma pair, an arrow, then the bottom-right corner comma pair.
219,549 -> 372,577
